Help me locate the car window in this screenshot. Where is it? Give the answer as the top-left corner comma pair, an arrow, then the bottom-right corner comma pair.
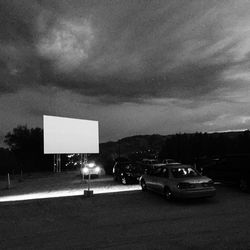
150,167 -> 162,176
142,160 -> 159,165
163,159 -> 176,164
127,164 -> 142,172
119,162 -> 131,169
171,167 -> 199,178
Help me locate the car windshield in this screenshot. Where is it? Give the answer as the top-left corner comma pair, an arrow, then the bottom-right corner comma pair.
171,167 -> 199,178
164,159 -> 176,163
125,164 -> 142,172
143,160 -> 159,164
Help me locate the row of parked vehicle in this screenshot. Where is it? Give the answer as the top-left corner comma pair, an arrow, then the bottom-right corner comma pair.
113,155 -> 250,200
198,154 -> 250,192
113,158 -> 166,184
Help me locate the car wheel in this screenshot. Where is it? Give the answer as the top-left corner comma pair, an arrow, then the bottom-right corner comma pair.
141,179 -> 147,191
121,176 -> 128,185
164,187 -> 172,200
239,178 -> 249,192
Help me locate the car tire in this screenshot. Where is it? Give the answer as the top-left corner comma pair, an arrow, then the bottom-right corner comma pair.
141,179 -> 147,191
164,187 -> 172,200
239,177 -> 249,192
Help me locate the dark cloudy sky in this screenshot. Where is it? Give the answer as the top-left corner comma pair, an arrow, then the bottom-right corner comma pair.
1,0 -> 250,145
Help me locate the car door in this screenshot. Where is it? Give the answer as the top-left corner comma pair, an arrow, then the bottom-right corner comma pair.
144,168 -> 154,189
154,168 -> 170,193
147,167 -> 163,191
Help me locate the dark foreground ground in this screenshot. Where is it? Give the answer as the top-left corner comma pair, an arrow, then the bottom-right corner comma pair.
1,185 -> 250,250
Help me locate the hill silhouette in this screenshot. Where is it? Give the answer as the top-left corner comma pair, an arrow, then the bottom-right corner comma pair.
1,127 -> 250,175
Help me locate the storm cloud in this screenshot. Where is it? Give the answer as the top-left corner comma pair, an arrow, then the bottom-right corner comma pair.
1,0 -> 250,102
1,0 -> 250,144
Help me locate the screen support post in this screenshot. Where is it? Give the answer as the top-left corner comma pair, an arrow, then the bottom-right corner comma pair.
53,154 -> 61,173
80,154 -> 84,182
83,153 -> 94,197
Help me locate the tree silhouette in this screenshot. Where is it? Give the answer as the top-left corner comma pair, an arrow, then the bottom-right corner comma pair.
159,130 -> 250,165
4,125 -> 52,173
0,148 -> 17,175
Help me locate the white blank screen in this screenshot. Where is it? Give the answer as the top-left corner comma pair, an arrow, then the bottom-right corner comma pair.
43,115 -> 99,154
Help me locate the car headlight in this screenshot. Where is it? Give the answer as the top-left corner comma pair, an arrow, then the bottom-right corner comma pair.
94,166 -> 101,173
87,162 -> 95,168
82,167 -> 89,175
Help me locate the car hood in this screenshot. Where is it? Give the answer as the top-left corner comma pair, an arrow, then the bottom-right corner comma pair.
175,176 -> 212,184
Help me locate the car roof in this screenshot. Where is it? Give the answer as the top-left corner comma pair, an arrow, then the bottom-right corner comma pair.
116,161 -> 131,165
142,159 -> 158,162
151,163 -> 166,167
159,164 -> 193,169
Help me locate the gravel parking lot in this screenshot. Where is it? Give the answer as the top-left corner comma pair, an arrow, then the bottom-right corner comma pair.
1,180 -> 250,250
0,171 -> 140,202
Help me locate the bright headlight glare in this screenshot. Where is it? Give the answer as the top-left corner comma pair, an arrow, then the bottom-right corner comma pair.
88,163 -> 95,168
95,166 -> 101,173
82,167 -> 89,174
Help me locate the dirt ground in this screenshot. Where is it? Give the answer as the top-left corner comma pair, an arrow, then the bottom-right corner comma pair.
0,171 -> 140,202
0,171 -> 112,195
1,181 -> 250,249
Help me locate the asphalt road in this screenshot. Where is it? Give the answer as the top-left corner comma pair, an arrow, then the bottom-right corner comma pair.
0,185 -> 250,250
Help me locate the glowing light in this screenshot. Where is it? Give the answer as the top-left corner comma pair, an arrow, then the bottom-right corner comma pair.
94,166 -> 101,173
82,167 -> 89,174
0,185 -> 141,203
87,162 -> 95,168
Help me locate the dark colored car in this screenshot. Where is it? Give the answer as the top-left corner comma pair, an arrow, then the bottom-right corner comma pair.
140,164 -> 216,200
113,161 -> 144,184
138,159 -> 167,172
202,155 -> 250,192
161,158 -> 180,164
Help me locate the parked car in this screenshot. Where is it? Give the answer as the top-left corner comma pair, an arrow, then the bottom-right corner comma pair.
113,161 -> 144,184
161,158 -> 180,164
140,163 -> 216,200
139,158 -> 166,172
202,155 -> 250,192
141,159 -> 159,165
81,162 -> 101,179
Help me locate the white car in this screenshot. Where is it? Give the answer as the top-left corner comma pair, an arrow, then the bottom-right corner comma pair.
140,164 -> 216,200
